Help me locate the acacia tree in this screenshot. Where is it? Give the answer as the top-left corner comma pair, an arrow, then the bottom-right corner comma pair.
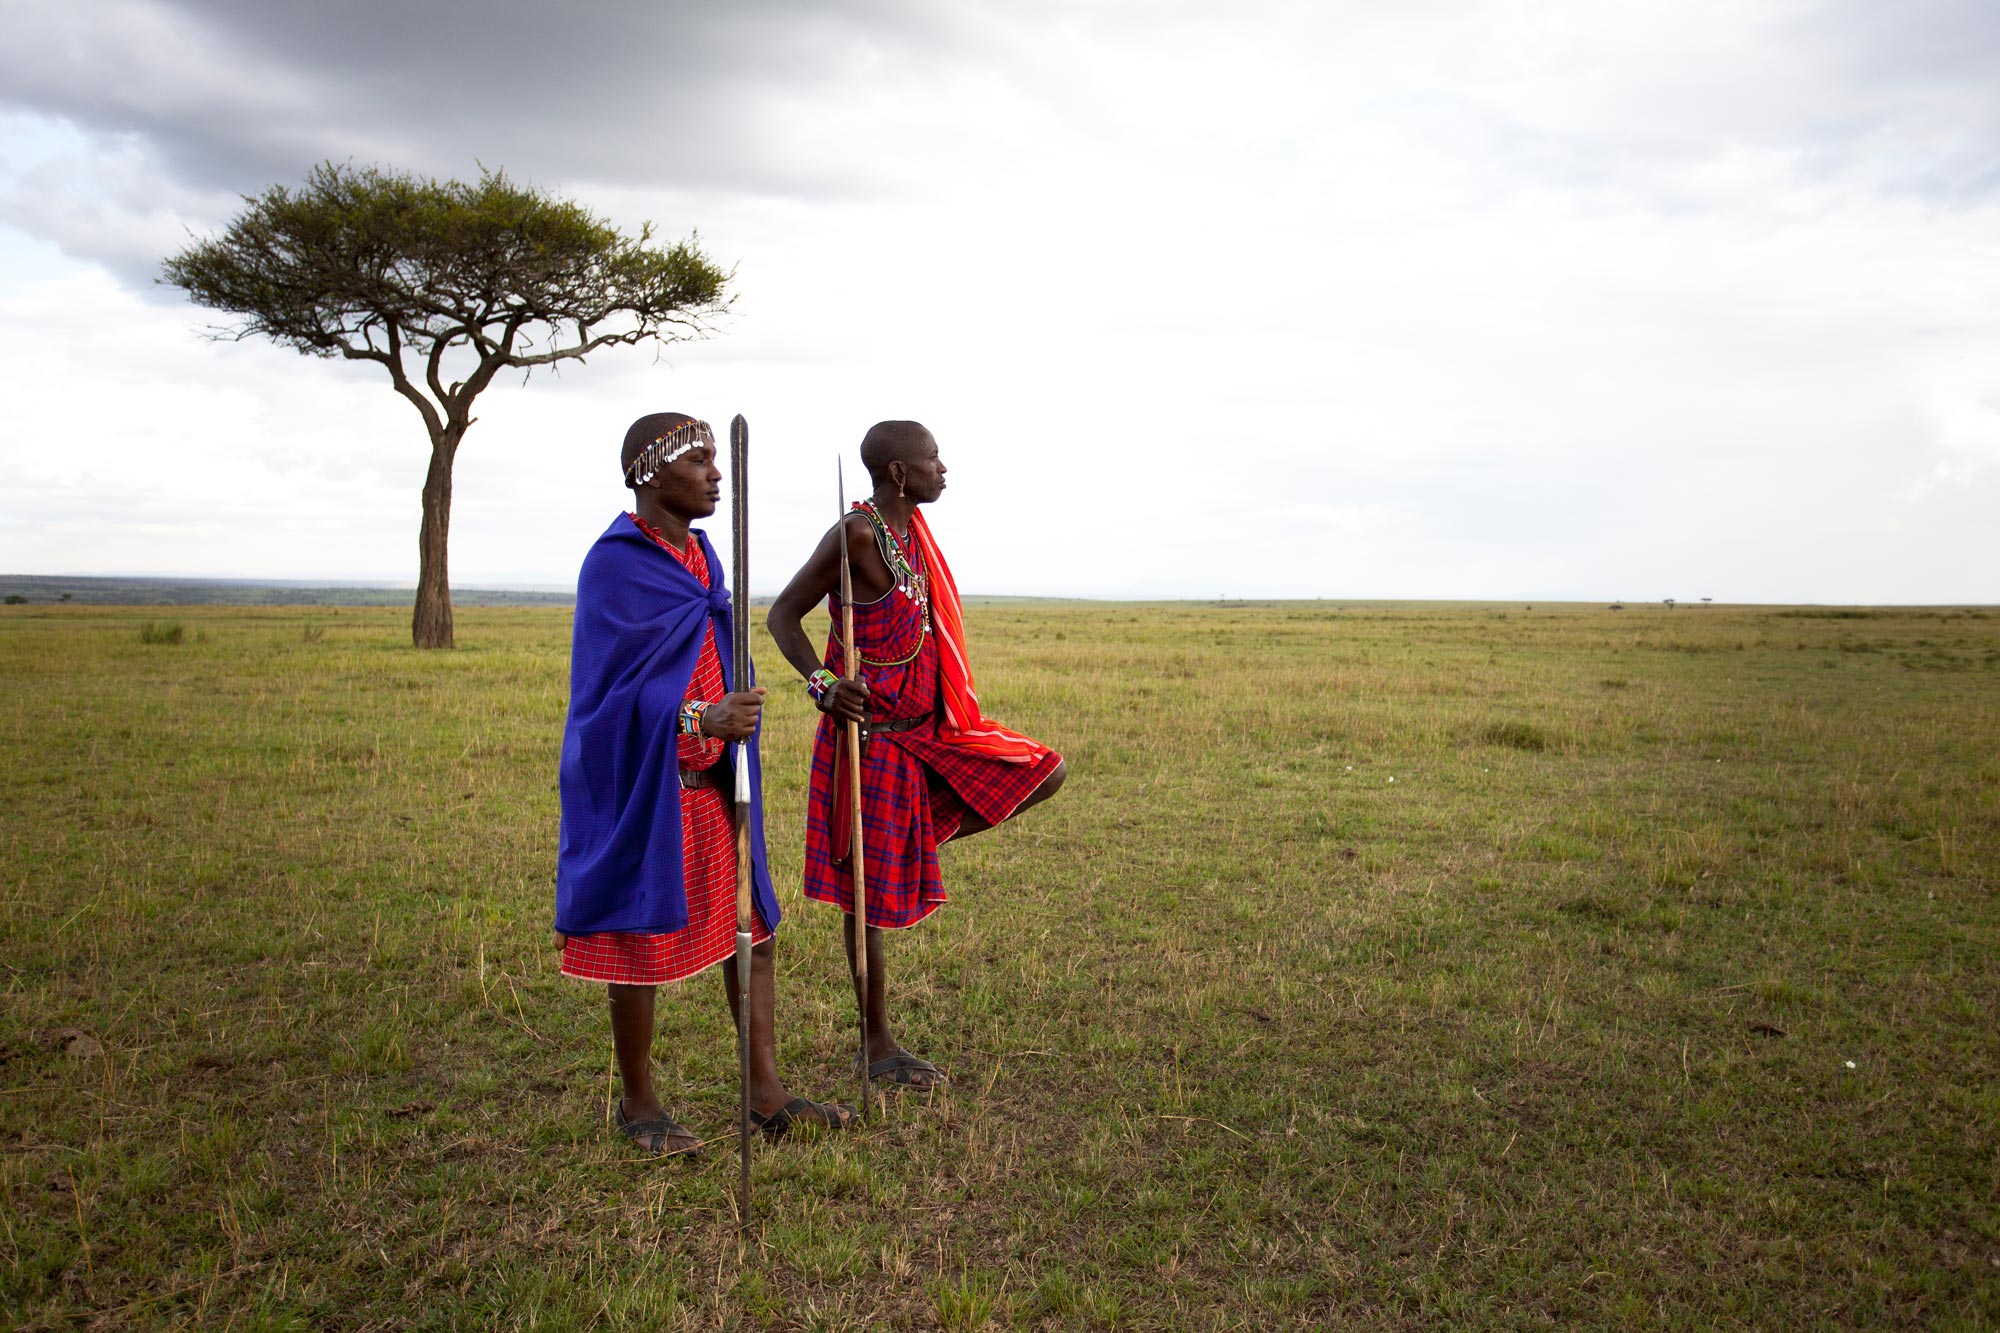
162,162 -> 730,648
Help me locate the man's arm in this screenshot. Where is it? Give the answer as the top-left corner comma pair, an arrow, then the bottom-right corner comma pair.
768,514 -> 889,724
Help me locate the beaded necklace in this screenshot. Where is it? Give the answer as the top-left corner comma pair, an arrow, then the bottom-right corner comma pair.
858,502 -> 929,619
853,501 -> 930,667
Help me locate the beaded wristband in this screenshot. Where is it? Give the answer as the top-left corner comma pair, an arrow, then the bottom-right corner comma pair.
806,668 -> 838,707
679,699 -> 712,737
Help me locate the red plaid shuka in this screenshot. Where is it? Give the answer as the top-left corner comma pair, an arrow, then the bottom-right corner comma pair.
561,517 -> 771,985
802,516 -> 1061,929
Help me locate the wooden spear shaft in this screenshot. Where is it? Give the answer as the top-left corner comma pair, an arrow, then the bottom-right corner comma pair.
729,414 -> 755,1226
837,458 -> 873,1122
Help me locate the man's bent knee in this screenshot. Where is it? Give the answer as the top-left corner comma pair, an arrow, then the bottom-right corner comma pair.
1026,759 -> 1065,808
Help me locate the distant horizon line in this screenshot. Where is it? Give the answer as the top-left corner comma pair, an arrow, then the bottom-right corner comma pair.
0,574 -> 1992,609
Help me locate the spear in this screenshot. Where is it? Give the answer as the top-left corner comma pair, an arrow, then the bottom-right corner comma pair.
729,414 -> 755,1225
837,458 -> 874,1122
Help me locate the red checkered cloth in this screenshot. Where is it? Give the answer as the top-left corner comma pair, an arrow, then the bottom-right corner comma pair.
561,518 -> 771,985
802,532 -> 1061,930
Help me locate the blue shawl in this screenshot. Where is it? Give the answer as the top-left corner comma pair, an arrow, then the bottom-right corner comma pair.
555,514 -> 780,936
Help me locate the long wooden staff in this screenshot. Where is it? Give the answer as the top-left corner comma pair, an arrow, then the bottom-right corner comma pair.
837,458 -> 873,1122
729,414 -> 755,1225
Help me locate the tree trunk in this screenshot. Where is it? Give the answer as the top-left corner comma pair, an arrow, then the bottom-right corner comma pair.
412,430 -> 460,649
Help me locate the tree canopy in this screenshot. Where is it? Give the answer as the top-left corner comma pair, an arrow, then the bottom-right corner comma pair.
162,162 -> 731,648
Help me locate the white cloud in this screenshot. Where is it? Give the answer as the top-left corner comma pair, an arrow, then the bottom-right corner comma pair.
0,0 -> 1995,601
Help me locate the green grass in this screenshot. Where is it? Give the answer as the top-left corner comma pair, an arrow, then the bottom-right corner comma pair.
2,599 -> 1996,1329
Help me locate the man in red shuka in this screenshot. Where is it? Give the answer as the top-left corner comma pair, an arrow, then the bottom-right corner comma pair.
767,420 -> 1066,1090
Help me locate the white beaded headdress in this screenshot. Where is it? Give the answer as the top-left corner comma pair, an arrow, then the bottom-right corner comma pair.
624,418 -> 715,487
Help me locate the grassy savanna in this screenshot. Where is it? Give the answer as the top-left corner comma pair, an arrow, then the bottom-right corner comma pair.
2,600 -> 1996,1329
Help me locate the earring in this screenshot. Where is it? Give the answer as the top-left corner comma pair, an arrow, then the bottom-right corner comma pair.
898,480 -> 907,499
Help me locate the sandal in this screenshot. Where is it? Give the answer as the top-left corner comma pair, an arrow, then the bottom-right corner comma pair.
748,1096 -> 860,1139
612,1099 -> 703,1157
854,1049 -> 949,1088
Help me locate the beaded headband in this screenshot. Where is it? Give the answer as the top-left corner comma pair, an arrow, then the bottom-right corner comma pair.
624,419 -> 715,487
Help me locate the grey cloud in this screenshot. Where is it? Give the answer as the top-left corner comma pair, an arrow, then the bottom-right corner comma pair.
1465,0 -> 2000,206
1801,0 -> 2000,92
1252,1 -> 2000,213
0,141 -> 242,294
2,0 -> 979,192
0,0 -> 996,280
1788,0 -> 2000,200
9,0 -> 2000,292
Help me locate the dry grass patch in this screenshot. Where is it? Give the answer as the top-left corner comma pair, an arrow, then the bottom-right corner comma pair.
1,599 -> 1996,1328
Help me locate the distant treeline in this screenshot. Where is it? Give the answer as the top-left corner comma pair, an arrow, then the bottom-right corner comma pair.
0,576 -> 575,608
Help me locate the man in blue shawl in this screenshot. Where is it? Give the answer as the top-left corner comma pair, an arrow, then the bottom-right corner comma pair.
557,411 -> 855,1155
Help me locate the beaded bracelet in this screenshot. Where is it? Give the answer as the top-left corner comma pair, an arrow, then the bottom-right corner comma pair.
805,668 -> 838,708
679,699 -> 712,737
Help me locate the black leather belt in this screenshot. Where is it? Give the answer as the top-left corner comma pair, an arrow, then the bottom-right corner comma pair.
861,716 -> 927,739
678,765 -> 726,791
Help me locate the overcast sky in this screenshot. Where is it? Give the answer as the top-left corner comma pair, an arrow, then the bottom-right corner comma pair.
2,0 -> 1995,601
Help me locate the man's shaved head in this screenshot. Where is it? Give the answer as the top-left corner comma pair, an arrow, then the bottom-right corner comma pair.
859,421 -> 934,485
